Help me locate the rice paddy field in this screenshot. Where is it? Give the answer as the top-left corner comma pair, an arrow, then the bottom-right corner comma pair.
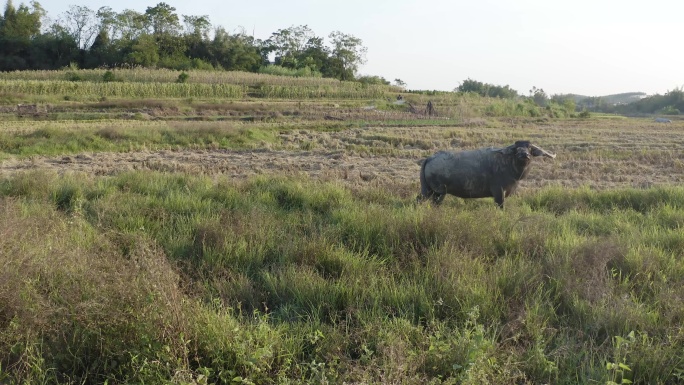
1,69 -> 683,384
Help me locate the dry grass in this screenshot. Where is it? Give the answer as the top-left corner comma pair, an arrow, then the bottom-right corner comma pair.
2,118 -> 684,196
545,239 -> 626,304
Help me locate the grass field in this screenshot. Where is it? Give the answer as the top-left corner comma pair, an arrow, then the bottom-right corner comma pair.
0,69 -> 683,384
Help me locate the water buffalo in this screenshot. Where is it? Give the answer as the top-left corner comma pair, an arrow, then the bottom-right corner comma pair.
418,141 -> 556,208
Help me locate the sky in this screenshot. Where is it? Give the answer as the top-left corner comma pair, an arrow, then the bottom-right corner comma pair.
39,0 -> 684,97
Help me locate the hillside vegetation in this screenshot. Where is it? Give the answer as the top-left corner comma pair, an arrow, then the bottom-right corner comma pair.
0,69 -> 683,384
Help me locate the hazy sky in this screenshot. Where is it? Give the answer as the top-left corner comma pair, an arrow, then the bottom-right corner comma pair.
40,0 -> 683,96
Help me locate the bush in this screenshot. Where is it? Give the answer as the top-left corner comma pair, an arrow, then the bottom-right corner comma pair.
102,71 -> 117,82
357,75 -> 390,86
65,72 -> 83,81
177,72 -> 190,83
658,105 -> 680,115
189,58 -> 215,71
456,78 -> 519,99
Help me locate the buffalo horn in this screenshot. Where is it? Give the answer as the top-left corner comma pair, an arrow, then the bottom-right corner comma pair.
530,144 -> 556,159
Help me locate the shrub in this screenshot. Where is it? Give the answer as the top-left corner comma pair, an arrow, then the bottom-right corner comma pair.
64,72 -> 83,81
357,75 -> 390,86
658,105 -> 680,115
177,72 -> 190,83
102,71 -> 117,82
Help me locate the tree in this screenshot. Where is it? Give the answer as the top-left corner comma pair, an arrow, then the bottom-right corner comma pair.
0,0 -> 43,39
183,14 -> 210,61
529,86 -> 548,107
487,84 -> 518,99
144,2 -> 180,36
0,1 -> 376,77
0,0 -> 45,70
456,78 -> 518,98
0,0 -> 19,36
664,87 -> 684,113
551,94 -> 576,112
114,9 -> 147,41
126,33 -> 159,66
94,6 -> 116,36
614,86 -> 684,115
457,78 -> 487,94
328,31 -> 367,80
183,14 -> 210,39
59,5 -> 97,49
394,78 -> 406,88
30,26 -> 78,69
209,27 -> 261,72
266,25 -> 317,69
141,3 -> 185,66
86,28 -> 117,67
297,35 -> 329,73
578,96 -> 605,112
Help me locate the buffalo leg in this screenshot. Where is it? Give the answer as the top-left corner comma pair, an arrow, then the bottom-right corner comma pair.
417,189 -> 434,203
432,193 -> 445,205
491,187 -> 505,209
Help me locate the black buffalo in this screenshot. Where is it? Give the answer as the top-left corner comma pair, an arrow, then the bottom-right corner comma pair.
418,141 -> 556,208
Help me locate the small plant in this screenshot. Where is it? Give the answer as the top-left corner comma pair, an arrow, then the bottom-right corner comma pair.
606,362 -> 633,385
606,331 -> 635,385
177,72 -> 190,83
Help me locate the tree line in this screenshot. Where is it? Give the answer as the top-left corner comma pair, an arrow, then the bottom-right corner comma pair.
601,88 -> 683,116
455,77 -> 683,116
0,1 -> 368,81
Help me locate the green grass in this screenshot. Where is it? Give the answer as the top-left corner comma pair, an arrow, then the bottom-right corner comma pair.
1,171 -> 683,384
0,121 -> 281,159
